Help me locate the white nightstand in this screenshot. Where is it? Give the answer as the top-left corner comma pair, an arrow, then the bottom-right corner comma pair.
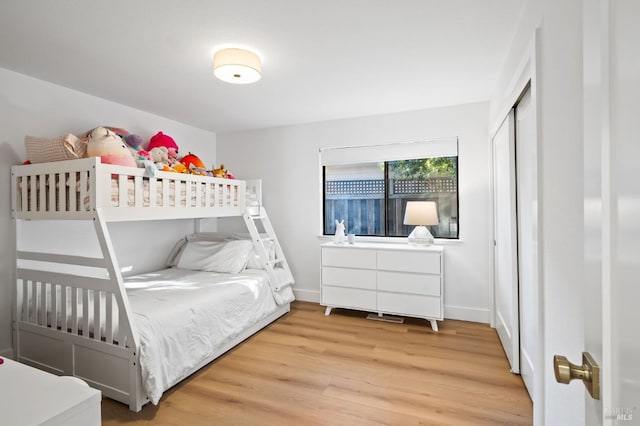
321,242 -> 444,331
0,357 -> 101,426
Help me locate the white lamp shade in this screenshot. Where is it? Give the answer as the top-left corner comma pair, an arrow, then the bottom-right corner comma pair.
213,48 -> 261,84
403,201 -> 439,226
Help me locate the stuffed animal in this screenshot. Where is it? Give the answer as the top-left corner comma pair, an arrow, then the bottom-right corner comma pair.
148,131 -> 179,153
212,163 -> 227,178
86,127 -> 137,167
167,147 -> 179,166
149,146 -> 169,167
125,134 -> 142,148
180,152 -> 205,169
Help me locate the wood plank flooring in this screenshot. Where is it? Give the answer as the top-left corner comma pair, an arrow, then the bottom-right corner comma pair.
102,301 -> 532,425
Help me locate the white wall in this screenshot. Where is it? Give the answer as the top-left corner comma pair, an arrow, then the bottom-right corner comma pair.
490,1 -> 585,425
0,67 -> 217,356
217,102 -> 492,323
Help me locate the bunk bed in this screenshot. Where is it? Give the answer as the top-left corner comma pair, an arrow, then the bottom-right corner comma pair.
10,157 -> 294,411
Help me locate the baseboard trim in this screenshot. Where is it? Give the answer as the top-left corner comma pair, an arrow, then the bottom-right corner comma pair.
0,347 -> 14,359
293,288 -> 320,303
444,305 -> 491,324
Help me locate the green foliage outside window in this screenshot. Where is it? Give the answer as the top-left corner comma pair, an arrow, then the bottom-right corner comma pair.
388,157 -> 457,179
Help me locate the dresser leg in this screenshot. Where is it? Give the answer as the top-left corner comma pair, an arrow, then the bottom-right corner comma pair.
429,319 -> 439,332
324,306 -> 333,316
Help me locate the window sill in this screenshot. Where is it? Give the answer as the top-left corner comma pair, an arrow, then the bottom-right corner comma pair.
316,235 -> 463,245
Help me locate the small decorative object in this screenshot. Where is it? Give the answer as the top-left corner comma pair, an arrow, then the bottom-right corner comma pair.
147,131 -> 179,153
86,127 -> 137,168
212,163 -> 228,178
180,152 -> 206,169
149,146 -> 169,166
347,233 -> 355,244
403,201 -> 439,245
334,219 -> 345,244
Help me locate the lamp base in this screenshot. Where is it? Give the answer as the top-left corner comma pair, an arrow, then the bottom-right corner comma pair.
407,225 -> 434,246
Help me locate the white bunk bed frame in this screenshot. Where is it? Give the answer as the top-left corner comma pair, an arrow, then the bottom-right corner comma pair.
10,157 -> 291,412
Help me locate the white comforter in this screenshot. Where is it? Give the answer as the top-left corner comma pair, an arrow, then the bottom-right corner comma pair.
124,268 -> 279,404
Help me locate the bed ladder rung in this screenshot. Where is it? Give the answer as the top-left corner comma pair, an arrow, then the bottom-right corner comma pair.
243,208 -> 294,292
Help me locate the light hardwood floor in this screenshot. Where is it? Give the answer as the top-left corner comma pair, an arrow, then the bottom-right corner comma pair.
102,301 -> 532,425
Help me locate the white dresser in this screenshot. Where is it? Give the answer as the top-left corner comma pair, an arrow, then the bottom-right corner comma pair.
321,242 -> 444,331
0,357 -> 101,426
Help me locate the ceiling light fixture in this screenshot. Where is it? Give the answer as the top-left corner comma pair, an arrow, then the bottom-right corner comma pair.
213,48 -> 261,84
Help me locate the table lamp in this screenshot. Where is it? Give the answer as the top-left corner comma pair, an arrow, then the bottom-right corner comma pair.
403,201 -> 439,245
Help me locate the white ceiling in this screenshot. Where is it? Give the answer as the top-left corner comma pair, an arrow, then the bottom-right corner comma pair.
0,0 -> 526,133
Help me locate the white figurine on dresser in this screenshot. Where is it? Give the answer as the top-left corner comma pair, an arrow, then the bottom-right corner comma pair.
321,242 -> 444,331
333,219 -> 345,244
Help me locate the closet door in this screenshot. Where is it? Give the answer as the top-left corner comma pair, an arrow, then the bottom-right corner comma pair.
515,86 -> 536,397
492,110 -> 520,373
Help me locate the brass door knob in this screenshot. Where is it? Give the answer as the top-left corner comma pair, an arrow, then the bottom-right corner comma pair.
553,352 -> 600,400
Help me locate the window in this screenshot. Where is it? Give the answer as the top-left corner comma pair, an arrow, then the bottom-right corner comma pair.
321,139 -> 459,239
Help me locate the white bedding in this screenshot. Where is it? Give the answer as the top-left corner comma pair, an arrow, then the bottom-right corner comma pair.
124,268 -> 279,404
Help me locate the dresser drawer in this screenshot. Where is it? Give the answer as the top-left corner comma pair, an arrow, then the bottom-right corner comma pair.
322,247 -> 376,269
377,250 -> 440,274
322,286 -> 376,311
377,292 -> 441,319
377,271 -> 440,296
322,267 -> 376,290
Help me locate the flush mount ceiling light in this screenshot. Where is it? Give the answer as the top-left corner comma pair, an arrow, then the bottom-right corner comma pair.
213,48 -> 261,84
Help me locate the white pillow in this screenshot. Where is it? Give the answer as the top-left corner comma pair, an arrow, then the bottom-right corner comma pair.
176,239 -> 254,273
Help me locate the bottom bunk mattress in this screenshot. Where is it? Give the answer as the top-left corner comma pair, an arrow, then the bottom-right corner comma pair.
124,267 -> 280,404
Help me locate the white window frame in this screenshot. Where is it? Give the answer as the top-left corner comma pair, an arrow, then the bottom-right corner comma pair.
318,137 -> 459,239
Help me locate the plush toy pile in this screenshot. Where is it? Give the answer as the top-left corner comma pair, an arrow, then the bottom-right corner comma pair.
24,126 -> 234,179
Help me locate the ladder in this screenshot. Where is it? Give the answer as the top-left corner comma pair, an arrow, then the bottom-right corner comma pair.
243,207 -> 294,291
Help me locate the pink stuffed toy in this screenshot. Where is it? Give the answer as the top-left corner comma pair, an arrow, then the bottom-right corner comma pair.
147,131 -> 179,153
167,147 -> 179,166
86,127 -> 137,168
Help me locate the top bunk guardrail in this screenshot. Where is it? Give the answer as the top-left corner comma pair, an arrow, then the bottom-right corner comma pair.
11,157 -> 246,222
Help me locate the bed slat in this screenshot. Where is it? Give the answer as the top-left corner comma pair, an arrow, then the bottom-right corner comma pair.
61,285 -> 68,333
69,172 -> 77,213
134,176 -> 143,208
71,287 -> 78,335
106,292 -> 114,344
59,173 -> 67,213
39,282 -> 47,326
149,177 -> 157,207
118,308 -> 126,347
173,178 -> 180,207
21,280 -> 28,322
48,174 -> 55,212
94,290 -> 102,341
162,178 -> 169,208
79,170 -> 88,212
82,289 -> 90,337
118,175 -> 127,207
184,180 -> 191,208
29,176 -> 36,212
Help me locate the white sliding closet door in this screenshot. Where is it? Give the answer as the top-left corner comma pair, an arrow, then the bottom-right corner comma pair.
492,110 -> 519,373
515,86 -> 536,397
